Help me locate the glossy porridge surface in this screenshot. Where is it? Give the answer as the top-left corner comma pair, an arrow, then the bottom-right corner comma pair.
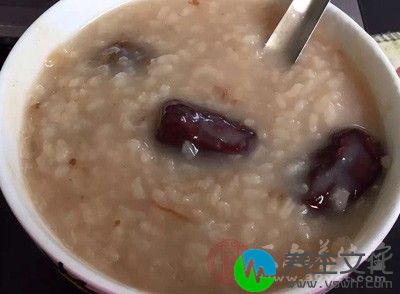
22,0 -> 385,292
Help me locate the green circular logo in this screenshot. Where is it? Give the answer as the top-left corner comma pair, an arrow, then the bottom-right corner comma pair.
234,249 -> 276,292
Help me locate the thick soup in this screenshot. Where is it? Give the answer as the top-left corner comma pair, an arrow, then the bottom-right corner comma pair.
22,0 -> 387,293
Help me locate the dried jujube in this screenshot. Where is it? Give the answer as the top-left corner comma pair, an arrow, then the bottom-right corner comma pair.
156,100 -> 257,155
303,128 -> 383,212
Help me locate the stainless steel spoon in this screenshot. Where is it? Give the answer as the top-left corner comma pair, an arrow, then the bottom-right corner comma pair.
264,0 -> 331,66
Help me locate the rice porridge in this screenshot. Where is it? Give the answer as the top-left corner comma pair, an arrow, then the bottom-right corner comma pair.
22,0 -> 387,292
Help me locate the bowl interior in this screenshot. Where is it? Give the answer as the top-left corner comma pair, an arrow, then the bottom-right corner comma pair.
0,0 -> 399,293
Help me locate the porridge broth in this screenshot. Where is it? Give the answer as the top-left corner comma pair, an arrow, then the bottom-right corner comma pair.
22,0 -> 384,292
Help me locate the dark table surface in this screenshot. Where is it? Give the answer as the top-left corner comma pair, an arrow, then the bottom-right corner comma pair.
1,0 -> 400,293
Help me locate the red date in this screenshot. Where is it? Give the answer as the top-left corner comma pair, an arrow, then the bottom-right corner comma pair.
156,100 -> 257,155
96,41 -> 152,72
304,128 -> 383,212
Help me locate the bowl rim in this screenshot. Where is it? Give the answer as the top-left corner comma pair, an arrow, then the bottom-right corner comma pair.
0,1 -> 400,294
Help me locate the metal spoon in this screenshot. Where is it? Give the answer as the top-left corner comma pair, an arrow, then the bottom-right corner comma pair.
264,0 -> 331,66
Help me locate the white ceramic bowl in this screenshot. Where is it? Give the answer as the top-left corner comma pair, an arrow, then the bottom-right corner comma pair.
1,0 -> 400,293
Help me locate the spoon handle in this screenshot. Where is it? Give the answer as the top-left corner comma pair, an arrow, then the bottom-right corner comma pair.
264,0 -> 330,66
